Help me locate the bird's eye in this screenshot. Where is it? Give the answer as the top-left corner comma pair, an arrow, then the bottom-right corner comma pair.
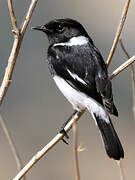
57,24 -> 64,32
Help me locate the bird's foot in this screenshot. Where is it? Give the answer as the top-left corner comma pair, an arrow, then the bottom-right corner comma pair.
59,110 -> 79,144
59,128 -> 69,145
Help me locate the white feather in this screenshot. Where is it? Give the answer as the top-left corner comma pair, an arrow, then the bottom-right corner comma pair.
53,36 -> 88,47
53,75 -> 110,123
67,69 -> 87,85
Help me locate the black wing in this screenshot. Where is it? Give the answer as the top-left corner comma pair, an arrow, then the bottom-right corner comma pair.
47,43 -> 118,116
93,46 -> 118,116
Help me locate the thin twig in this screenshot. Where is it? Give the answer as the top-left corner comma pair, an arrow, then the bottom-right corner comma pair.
7,0 -> 19,35
13,55 -> 135,180
106,0 -> 131,67
116,160 -> 126,180
0,0 -> 38,106
110,55 -> 135,80
119,39 -> 130,59
119,39 -> 135,120
73,121 -> 80,180
0,37 -> 20,105
0,114 -> 26,180
20,0 -> 38,36
13,110 -> 85,180
130,65 -> 135,119
0,0 -> 38,179
0,12 -> 20,106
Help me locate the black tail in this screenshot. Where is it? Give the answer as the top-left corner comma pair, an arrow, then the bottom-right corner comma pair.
93,113 -> 124,160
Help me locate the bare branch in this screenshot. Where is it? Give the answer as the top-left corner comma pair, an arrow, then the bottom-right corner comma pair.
0,0 -> 38,179
20,0 -> 38,36
119,39 -> 135,120
106,0 -> 131,67
13,110 -> 85,180
119,39 -> 130,59
110,55 -> 135,80
8,0 -> 19,35
130,65 -> 135,119
73,121 -> 80,180
0,0 -> 38,105
0,115 -> 26,180
0,37 -> 20,105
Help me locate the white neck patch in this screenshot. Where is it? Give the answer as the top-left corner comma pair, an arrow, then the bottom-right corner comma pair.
53,36 -> 88,47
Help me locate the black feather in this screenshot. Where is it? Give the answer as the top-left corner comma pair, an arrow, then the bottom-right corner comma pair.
93,113 -> 124,160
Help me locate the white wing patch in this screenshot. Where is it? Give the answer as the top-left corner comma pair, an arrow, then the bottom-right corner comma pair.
67,69 -> 87,85
53,36 -> 89,47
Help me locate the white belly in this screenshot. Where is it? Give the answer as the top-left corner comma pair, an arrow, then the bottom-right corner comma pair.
53,75 -> 86,110
53,75 -> 109,123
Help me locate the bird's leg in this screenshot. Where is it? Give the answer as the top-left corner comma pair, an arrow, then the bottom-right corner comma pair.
60,110 -> 78,144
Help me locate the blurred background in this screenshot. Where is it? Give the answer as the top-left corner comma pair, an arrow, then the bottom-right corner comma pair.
0,0 -> 135,179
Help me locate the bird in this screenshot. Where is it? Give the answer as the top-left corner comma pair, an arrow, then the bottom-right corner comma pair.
32,18 -> 124,160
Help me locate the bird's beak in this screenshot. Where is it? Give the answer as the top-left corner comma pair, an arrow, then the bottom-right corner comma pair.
31,25 -> 45,32
31,25 -> 52,34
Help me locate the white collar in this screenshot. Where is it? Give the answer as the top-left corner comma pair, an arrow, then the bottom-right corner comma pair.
53,36 -> 89,47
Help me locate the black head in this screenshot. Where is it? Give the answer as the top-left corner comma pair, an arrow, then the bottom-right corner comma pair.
32,18 -> 89,44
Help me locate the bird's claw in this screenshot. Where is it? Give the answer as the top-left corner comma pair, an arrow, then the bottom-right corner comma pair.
60,128 -> 69,145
